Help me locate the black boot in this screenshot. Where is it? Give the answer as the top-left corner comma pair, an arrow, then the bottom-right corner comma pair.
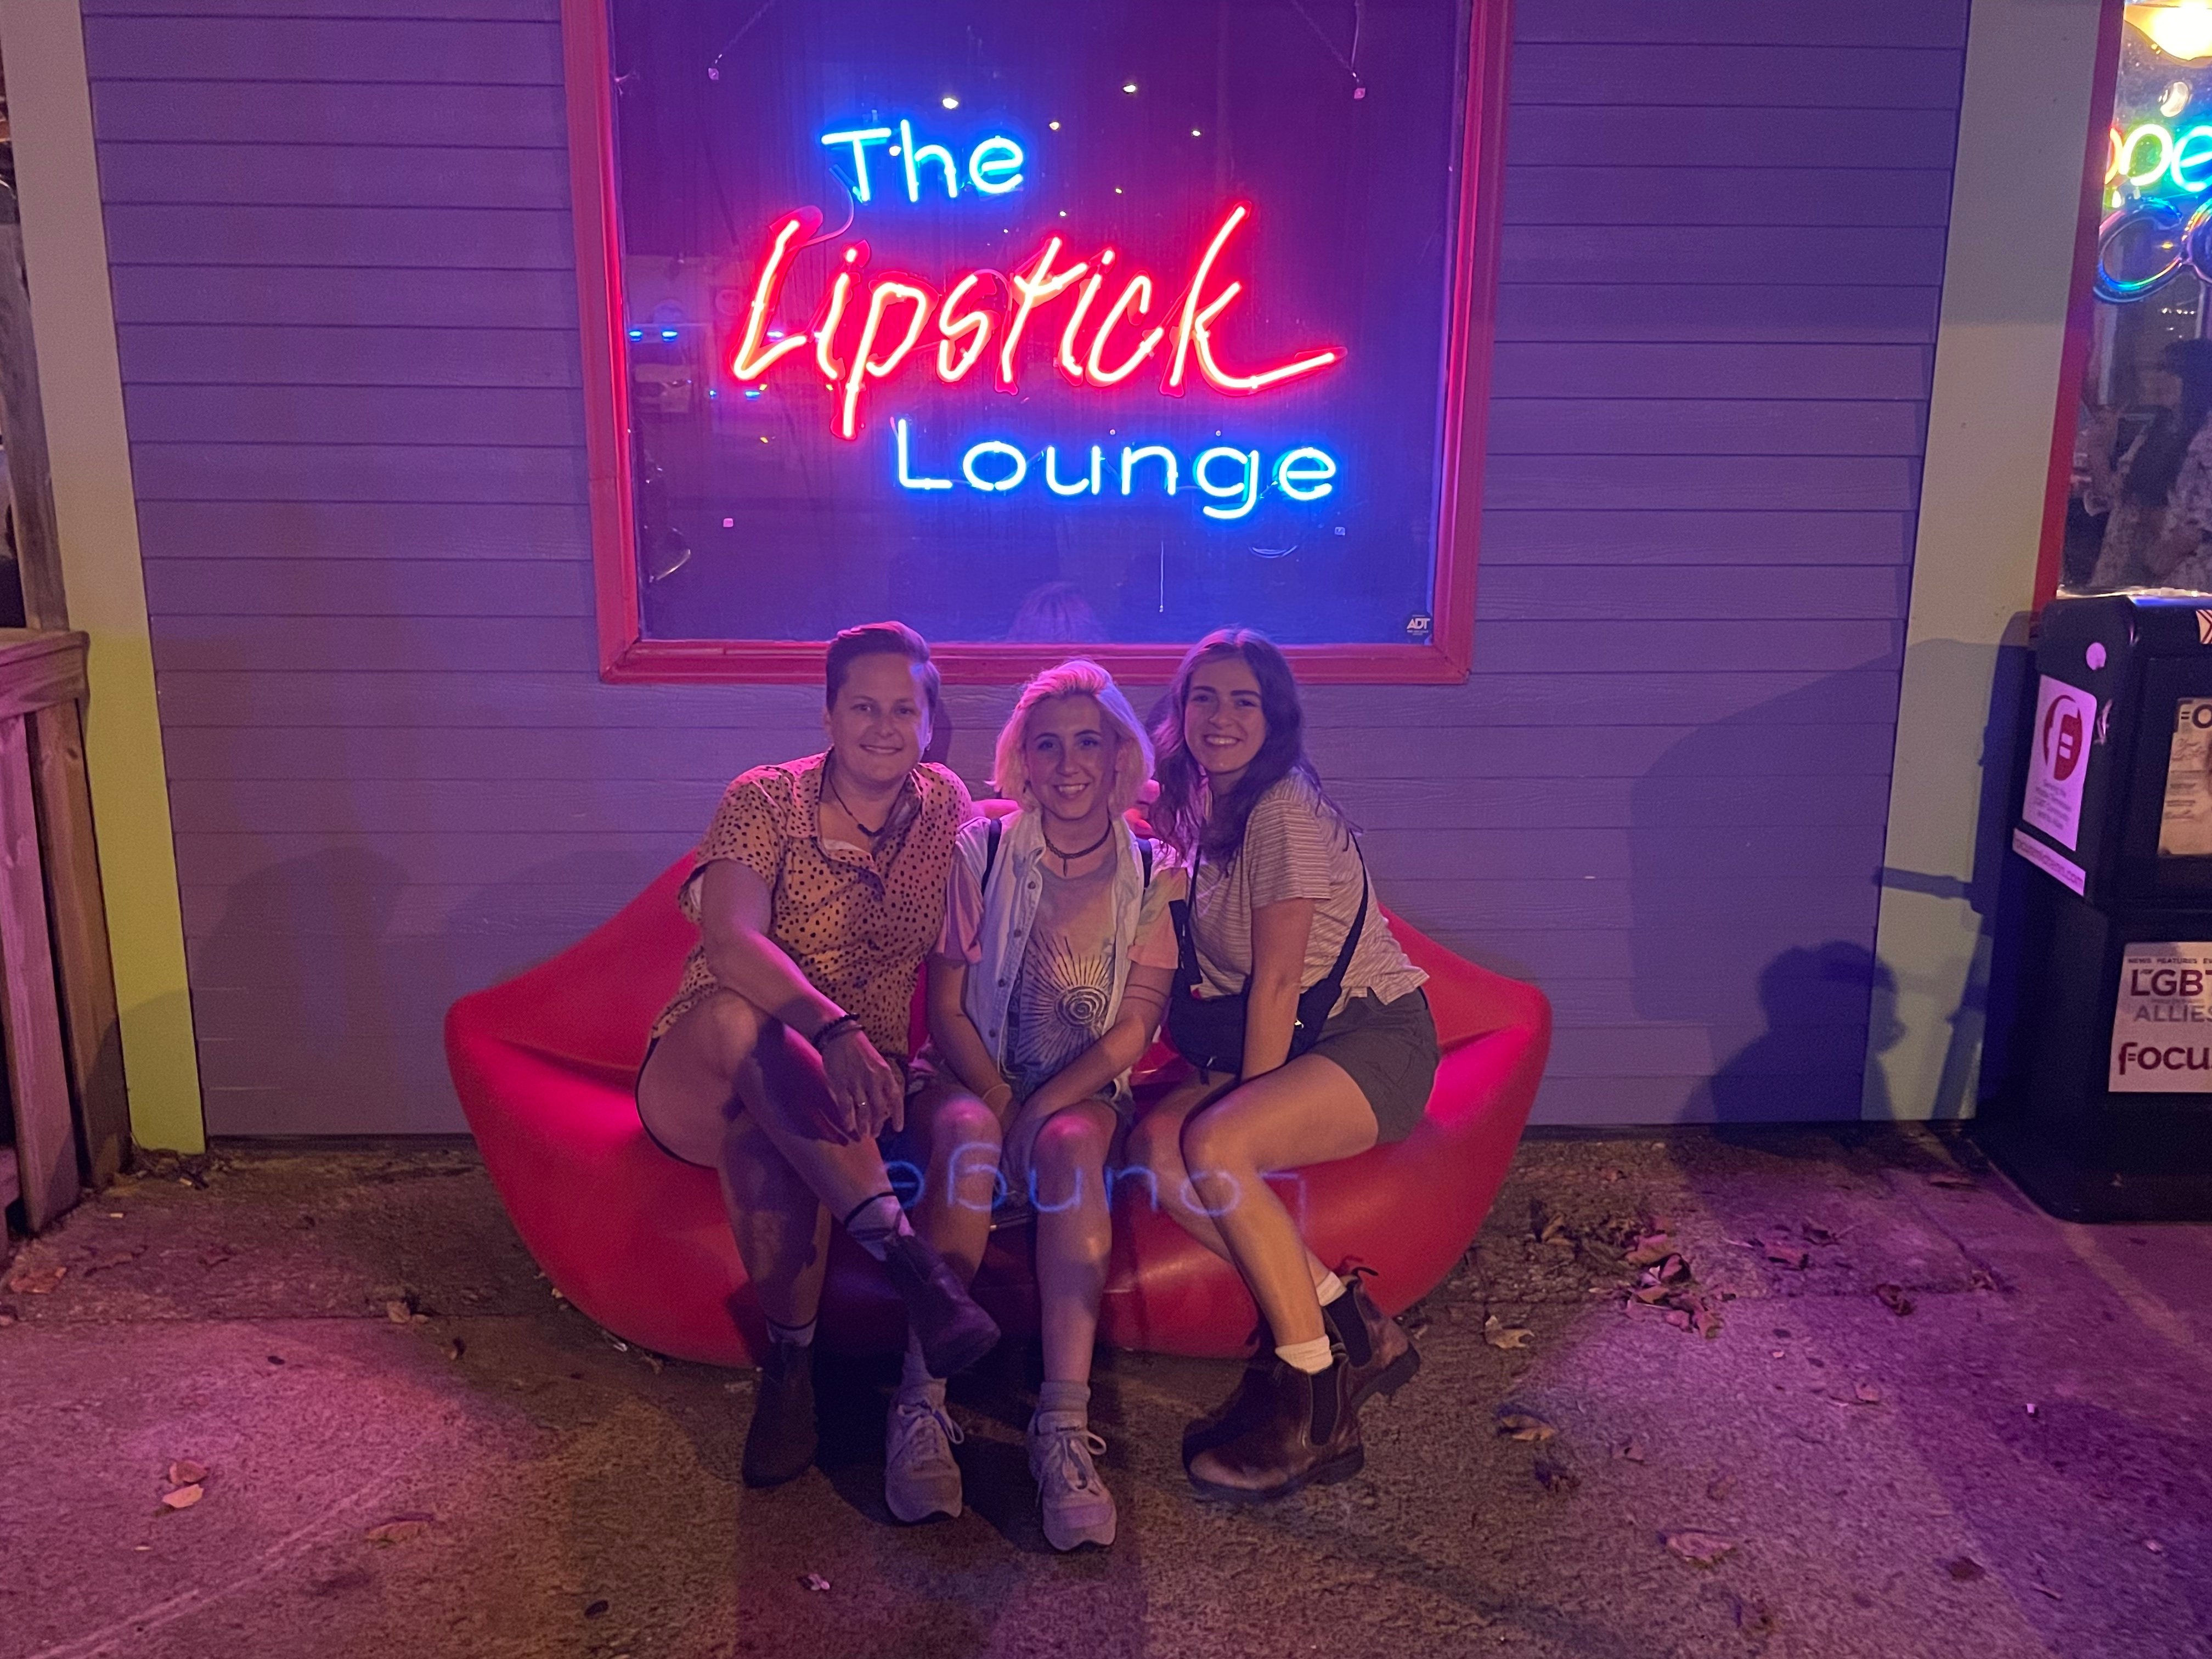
742,1339 -> 817,1488
881,1229 -> 1001,1379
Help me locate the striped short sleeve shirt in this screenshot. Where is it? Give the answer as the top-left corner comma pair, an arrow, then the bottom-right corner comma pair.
1190,775 -> 1425,1016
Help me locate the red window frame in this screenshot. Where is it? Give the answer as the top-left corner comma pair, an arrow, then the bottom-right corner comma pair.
560,0 -> 1513,685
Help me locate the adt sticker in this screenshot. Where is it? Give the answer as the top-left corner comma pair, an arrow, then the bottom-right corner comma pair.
2022,674 -> 2095,853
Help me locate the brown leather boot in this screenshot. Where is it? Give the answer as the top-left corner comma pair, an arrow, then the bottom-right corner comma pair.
1181,1317 -> 1276,1465
1185,1353 -> 1363,1503
1325,1272 -> 1421,1412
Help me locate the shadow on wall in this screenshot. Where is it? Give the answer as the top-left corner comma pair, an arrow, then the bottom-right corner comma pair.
1630,631 -> 2036,1126
192,844 -> 675,1135
1867,628 -> 2039,1122
1701,943 -> 1905,1126
1629,657 -> 1899,1124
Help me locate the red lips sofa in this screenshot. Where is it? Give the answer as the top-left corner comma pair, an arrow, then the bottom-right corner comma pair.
444,830 -> 1550,1365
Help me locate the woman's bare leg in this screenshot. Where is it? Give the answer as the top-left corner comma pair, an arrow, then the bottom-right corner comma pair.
899,1081 -> 1003,1285
1129,1075 -> 1337,1302
1022,1100 -> 1119,1384
638,990 -> 923,1326
1177,1056 -> 1379,1347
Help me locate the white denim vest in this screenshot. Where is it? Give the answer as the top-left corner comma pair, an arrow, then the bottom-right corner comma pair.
955,810 -> 1159,1092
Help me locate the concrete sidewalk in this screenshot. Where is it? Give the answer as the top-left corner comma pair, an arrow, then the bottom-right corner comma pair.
1,1130 -> 2205,1659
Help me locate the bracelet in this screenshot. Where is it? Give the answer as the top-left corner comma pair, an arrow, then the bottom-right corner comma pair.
809,1013 -> 864,1052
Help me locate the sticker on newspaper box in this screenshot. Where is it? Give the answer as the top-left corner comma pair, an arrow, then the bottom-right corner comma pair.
2160,696 -> 2212,856
2110,941 -> 2212,1092
2022,675 -> 2095,853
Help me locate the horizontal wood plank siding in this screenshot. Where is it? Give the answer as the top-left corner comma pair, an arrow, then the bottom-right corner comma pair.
86,0 -> 1966,1133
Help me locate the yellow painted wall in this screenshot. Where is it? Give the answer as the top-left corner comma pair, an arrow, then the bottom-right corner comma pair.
0,0 -> 205,1150
1866,0 -> 2108,1118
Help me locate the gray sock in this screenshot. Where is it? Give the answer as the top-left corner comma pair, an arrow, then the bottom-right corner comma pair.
765,1316 -> 816,1348
1036,1380 -> 1091,1421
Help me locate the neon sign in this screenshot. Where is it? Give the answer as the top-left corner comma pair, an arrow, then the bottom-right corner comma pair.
891,419 -> 1336,520
725,120 -> 1346,481
2098,115 -> 2212,298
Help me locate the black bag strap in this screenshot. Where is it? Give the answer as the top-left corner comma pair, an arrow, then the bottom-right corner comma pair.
981,816 -> 1003,893
1139,838 -> 1154,888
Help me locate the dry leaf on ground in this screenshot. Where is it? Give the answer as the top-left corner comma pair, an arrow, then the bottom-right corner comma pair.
364,1519 -> 430,1545
79,1245 -> 145,1276
1945,1556 -> 1986,1581
1876,1283 -> 1916,1317
1483,1315 -> 1534,1350
384,1299 -> 414,1324
1664,1531 -> 1736,1567
800,1573 -> 831,1592
1623,1235 -> 1672,1268
1615,1438 -> 1646,1463
584,1598 -> 611,1617
158,1485 -> 204,1512
1853,1383 -> 1882,1404
1495,1410 -> 1557,1443
1706,1472 -> 1736,1501
1532,1458 -> 1580,1496
7,1266 -> 66,1295
1800,1221 -> 1838,1245
1764,1245 -> 1811,1271
166,1460 -> 207,1487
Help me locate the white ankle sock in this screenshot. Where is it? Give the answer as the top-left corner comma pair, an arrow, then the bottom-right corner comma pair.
765,1316 -> 817,1348
1314,1271 -> 1348,1306
899,1335 -> 943,1400
1275,1335 -> 1334,1374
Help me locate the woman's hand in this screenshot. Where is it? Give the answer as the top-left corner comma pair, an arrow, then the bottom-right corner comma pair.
819,1025 -> 904,1139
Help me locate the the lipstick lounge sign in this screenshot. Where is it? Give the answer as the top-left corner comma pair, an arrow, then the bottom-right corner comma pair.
580,0 -> 1496,676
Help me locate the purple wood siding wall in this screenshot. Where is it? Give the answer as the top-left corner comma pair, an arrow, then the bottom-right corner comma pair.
80,0 -> 1966,1134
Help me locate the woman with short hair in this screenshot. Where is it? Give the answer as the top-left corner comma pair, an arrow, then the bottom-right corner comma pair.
636,621 -> 998,1489
1127,628 -> 1437,1502
890,659 -> 1183,1549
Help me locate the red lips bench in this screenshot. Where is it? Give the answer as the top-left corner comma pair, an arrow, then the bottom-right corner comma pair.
444,843 -> 1551,1365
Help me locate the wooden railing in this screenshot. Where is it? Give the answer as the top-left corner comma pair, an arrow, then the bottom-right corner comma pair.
0,630 -> 127,1231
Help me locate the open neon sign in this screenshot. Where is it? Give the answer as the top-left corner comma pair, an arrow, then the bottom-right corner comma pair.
722,115 -> 1346,516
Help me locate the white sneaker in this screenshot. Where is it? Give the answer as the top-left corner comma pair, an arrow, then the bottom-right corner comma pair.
1028,1410 -> 1116,1550
884,1392 -> 964,1522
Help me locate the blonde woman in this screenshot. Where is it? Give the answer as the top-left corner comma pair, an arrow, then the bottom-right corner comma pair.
887,660 -> 1183,1550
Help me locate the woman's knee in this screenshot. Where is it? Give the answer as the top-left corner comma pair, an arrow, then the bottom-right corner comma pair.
695,992 -> 766,1074
1180,1109 -> 1251,1180
1125,1111 -> 1184,1176
928,1094 -> 1003,1159
1031,1108 -> 1111,1175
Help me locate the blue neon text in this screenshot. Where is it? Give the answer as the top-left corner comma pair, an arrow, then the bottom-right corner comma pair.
893,420 -> 1336,518
821,120 -> 1025,204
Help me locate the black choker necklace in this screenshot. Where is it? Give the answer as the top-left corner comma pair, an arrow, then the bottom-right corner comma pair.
1042,819 -> 1114,870
823,760 -> 891,840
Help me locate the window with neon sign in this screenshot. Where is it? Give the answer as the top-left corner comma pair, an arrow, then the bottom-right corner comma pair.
2067,3 -> 2212,596
566,0 -> 1505,680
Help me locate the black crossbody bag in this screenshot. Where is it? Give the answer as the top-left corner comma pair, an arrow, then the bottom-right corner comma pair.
1166,849 -> 1367,1077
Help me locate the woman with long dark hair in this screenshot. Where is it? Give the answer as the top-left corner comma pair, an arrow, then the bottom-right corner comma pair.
2085,337 -> 2212,591
1127,629 -> 1438,1502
